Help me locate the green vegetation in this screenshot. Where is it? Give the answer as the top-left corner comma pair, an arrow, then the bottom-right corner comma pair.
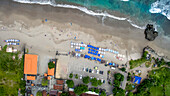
129,51 -> 149,69
113,73 -> 124,87
74,84 -> 88,95
37,91 -> 42,96
60,92 -> 69,96
0,45 -> 26,95
90,78 -> 102,87
69,73 -> 73,78
135,79 -> 154,95
155,58 -> 166,67
149,67 -> 170,96
145,61 -> 152,68
82,76 -> 90,84
66,80 -> 74,88
100,91 -> 106,96
127,92 -> 133,96
127,73 -> 132,81
150,86 -> 164,96
120,67 -> 126,72
48,61 -> 55,69
41,78 -> 48,86
126,83 -> 135,91
94,88 -> 99,93
75,74 -> 78,79
112,87 -> 125,96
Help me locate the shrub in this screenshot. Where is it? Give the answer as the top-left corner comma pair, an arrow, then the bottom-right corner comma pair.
75,74 -> 78,79
48,62 -> 55,69
69,73 -> 73,78
66,80 -> 74,88
82,76 -> 90,84
74,84 -> 88,95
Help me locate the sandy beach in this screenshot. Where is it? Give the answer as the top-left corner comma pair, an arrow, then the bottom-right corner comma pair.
0,0 -> 170,76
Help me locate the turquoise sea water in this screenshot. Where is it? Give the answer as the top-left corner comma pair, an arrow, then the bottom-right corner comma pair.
56,0 -> 170,36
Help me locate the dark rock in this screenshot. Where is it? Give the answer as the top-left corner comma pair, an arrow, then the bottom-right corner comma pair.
144,24 -> 158,41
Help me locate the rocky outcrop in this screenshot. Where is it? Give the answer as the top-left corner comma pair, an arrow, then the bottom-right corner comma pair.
144,24 -> 158,41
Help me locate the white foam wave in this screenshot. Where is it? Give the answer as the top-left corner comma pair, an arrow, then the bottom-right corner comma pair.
120,0 -> 129,2
13,0 -> 145,29
150,0 -> 170,20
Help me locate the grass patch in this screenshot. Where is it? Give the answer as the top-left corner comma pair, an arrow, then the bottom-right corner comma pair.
145,61 -> 151,68
150,86 -> 164,96
165,82 -> 170,96
0,45 -> 25,95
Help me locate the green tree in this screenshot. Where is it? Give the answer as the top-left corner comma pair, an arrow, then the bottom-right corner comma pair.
114,73 -> 124,81
98,80 -> 102,86
127,92 -> 133,96
120,67 -> 126,72
74,84 -> 88,95
100,91 -> 106,96
112,87 -> 125,96
82,76 -> 90,84
66,80 -> 74,88
69,73 -> 73,78
127,76 -> 131,81
94,88 -> 99,93
48,62 -> 55,69
75,74 -> 78,79
114,80 -> 121,87
60,92 -> 69,96
90,88 -> 95,92
90,78 -> 98,87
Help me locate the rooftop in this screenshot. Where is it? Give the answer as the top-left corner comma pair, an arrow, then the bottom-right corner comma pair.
24,54 -> 38,75
27,76 -> 36,80
56,80 -> 64,85
53,85 -> 63,90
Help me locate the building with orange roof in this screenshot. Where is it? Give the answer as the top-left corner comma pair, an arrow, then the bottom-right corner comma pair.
24,54 -> 38,75
48,68 -> 54,76
27,76 -> 36,80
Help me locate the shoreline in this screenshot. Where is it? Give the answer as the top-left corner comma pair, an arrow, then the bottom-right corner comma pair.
0,0 -> 170,59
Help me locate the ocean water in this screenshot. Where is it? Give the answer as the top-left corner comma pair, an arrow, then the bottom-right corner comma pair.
12,0 -> 170,36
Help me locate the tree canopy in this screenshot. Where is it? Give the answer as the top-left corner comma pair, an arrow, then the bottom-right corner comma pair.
114,73 -> 124,81
48,62 -> 55,69
60,92 -> 69,96
69,73 -> 73,78
74,84 -> 88,95
112,87 -> 125,96
66,80 -> 74,88
90,78 -> 102,87
82,76 -> 90,84
100,91 -> 106,96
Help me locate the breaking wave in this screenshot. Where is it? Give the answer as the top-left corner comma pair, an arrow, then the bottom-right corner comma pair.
150,0 -> 170,20
13,0 -> 145,29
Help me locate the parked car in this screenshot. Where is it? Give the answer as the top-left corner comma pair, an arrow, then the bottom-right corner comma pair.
97,78 -> 99,80
101,79 -> 104,83
83,68 -> 85,71
96,70 -> 99,74
99,71 -> 104,75
89,69 -> 92,73
86,68 -> 88,72
103,80 -> 105,83
92,70 -> 94,73
94,66 -> 98,70
111,67 -> 115,70
80,75 -> 82,79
